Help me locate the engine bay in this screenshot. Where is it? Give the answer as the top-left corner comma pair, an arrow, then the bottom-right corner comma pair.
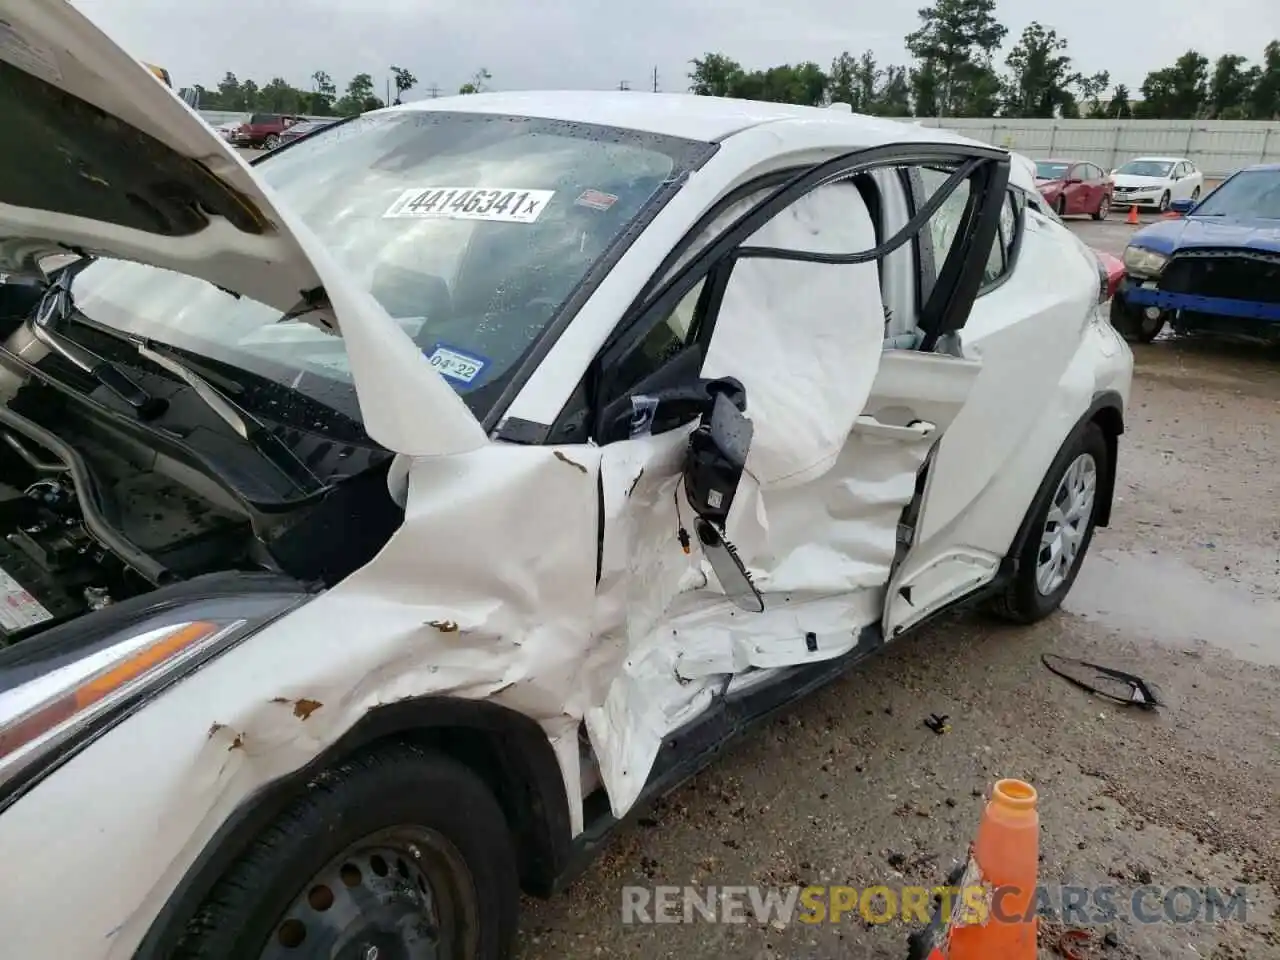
0,417 -> 253,645
0,379 -> 410,651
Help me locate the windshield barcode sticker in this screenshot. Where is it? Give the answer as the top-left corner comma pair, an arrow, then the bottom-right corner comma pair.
426,344 -> 488,384
384,188 -> 554,223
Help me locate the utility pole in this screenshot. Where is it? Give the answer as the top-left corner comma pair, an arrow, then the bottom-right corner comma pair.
652,66 -> 659,93
618,80 -> 630,91
427,83 -> 440,98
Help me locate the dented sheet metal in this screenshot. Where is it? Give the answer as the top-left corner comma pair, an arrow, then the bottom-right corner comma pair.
585,181 -> 898,813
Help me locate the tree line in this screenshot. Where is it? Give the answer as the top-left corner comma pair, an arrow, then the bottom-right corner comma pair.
183,0 -> 1279,122
183,67 -> 493,116
690,0 -> 1280,120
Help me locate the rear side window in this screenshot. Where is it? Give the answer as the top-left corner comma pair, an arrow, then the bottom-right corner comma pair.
250,114 -> 277,124
980,190 -> 1021,288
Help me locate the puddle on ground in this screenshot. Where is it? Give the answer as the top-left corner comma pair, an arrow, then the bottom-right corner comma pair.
1065,549 -> 1280,667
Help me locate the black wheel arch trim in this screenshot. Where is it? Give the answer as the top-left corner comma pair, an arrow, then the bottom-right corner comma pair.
131,695 -> 573,960
1005,390 -> 1124,569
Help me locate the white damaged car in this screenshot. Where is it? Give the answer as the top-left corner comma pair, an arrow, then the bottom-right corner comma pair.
0,4 -> 1132,958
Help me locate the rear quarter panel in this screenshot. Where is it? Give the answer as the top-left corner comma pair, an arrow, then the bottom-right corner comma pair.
909,207 -> 1131,567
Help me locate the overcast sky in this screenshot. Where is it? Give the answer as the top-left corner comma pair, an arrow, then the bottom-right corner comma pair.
71,0 -> 1278,100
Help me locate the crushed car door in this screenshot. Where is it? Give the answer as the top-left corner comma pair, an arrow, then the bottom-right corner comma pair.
582,145 -> 1010,815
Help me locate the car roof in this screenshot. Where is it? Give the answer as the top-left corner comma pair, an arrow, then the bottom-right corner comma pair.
1127,156 -> 1186,163
388,90 -> 983,147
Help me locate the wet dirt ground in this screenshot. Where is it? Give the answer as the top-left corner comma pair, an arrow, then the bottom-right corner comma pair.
516,215 -> 1280,959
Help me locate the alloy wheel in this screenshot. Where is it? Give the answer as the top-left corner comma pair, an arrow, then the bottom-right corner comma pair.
1035,453 -> 1098,596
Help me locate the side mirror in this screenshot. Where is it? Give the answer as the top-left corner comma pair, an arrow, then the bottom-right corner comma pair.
1169,198 -> 1196,215
681,378 -> 764,613
599,381 -> 713,445
683,379 -> 751,527
595,345 -> 708,444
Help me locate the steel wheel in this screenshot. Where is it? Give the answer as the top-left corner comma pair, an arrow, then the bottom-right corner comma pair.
1158,191 -> 1170,212
258,826 -> 479,960
1036,453 -> 1098,596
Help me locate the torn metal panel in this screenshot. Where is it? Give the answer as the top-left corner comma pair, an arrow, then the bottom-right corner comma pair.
583,180 -> 901,815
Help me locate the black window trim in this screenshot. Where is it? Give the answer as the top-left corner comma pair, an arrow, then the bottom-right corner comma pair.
532,143 -> 1010,446
974,187 -> 1027,298
608,144 -> 1007,368
586,142 -> 1008,432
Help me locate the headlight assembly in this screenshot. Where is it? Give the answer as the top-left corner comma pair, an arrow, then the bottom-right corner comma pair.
1122,245 -> 1169,278
0,587 -> 309,804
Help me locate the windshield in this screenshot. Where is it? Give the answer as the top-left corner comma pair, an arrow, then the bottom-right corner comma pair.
68,111 -> 713,427
1192,169 -> 1280,219
1116,160 -> 1173,178
1035,161 -> 1070,180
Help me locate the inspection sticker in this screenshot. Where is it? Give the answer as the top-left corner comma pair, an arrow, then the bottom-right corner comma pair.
383,187 -> 554,223
426,343 -> 488,385
0,566 -> 52,632
575,189 -> 618,211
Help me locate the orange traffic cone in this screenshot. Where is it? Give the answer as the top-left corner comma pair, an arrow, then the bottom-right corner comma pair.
944,779 -> 1040,960
1126,204 -> 1140,225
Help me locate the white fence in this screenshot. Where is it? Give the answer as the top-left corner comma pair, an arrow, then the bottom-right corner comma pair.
197,109 -> 332,128
903,118 -> 1280,178
194,108 -> 1280,177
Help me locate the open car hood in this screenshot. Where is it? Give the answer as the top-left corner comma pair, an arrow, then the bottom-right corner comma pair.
0,1 -> 486,457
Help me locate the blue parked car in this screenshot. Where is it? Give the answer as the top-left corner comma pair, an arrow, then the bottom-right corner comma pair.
1111,163 -> 1280,343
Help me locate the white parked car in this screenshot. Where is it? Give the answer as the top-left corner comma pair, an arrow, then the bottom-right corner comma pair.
1110,156 -> 1204,212
0,3 -> 1132,958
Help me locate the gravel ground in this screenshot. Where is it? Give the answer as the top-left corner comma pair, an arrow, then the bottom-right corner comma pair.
511,215 -> 1280,960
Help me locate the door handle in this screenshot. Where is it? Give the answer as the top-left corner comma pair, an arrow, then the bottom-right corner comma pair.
853,416 -> 937,441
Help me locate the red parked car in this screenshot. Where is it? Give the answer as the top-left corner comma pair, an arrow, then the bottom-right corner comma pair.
1034,158 -> 1112,220
229,112 -> 305,150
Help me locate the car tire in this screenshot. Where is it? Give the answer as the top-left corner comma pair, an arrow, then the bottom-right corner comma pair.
988,422 -> 1108,625
1158,191 -> 1170,213
1056,195 -> 1067,217
171,743 -> 519,960
264,134 -> 281,150
1110,294 -> 1164,343
1191,187 -> 1201,201
1091,192 -> 1109,220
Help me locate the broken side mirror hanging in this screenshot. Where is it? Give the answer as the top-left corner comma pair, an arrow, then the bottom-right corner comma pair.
682,377 -> 764,613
